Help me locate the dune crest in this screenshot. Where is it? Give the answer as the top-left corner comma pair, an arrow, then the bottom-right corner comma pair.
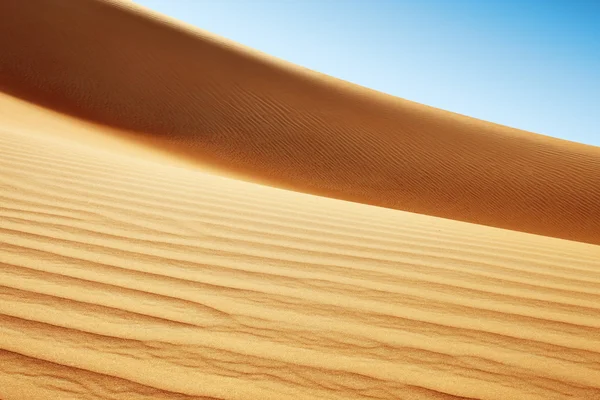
1,0 -> 599,244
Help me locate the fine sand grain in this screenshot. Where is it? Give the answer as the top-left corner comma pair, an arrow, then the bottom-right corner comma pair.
1,1 -> 600,399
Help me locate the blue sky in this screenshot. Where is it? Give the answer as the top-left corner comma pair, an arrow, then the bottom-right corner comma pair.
135,0 -> 599,146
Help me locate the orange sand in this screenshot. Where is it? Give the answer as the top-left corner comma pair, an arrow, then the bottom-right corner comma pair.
2,0 -> 600,244
1,1 -> 600,399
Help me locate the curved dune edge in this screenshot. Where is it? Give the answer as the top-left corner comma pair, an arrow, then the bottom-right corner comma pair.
1,0 -> 600,246
1,102 -> 600,399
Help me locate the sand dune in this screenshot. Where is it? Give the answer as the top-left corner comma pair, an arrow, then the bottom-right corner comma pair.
1,97 -> 600,399
2,0 -> 600,399
1,0 -> 600,244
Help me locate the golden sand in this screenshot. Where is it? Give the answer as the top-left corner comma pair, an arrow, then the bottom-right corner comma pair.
1,1 -> 599,399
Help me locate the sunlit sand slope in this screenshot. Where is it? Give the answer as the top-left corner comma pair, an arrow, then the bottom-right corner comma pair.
1,0 -> 600,244
1,123 -> 600,400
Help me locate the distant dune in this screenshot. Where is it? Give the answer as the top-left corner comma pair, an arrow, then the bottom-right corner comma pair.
1,0 -> 599,244
1,1 -> 600,399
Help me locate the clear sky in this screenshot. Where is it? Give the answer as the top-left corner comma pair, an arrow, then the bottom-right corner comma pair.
135,0 -> 599,146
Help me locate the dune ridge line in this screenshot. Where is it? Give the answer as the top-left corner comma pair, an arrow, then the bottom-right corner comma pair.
1,0 -> 599,244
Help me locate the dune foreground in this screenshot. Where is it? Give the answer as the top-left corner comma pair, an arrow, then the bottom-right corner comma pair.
1,0 -> 600,399
1,96 -> 600,400
1,0 -> 600,244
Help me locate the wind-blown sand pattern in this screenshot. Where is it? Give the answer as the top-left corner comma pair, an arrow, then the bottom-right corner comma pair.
2,0 -> 600,244
1,98 -> 600,400
1,1 -> 600,400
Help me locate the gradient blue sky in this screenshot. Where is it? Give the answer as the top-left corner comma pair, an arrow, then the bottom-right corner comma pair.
136,0 -> 599,146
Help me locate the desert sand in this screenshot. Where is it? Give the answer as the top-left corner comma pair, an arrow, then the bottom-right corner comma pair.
2,0 -> 600,244
1,0 -> 600,399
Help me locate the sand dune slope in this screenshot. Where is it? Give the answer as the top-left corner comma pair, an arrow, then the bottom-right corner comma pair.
1,0 -> 600,244
1,119 -> 600,399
